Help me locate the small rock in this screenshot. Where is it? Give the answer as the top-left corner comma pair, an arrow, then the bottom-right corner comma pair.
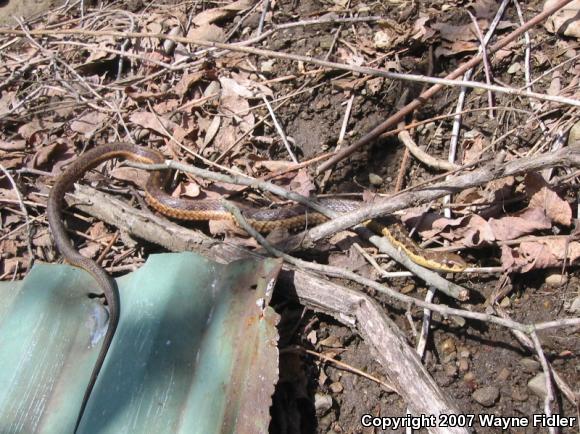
329,382 -> 343,394
374,30 -> 393,49
567,296 -> 580,314
511,387 -> 529,402
497,368 -> 510,382
260,59 -> 275,73
528,373 -> 548,398
314,99 -> 330,110
458,347 -> 471,359
368,173 -> 383,186
441,338 -> 456,354
446,364 -> 458,378
450,315 -> 466,327
314,393 -> 333,415
318,412 -> 335,431
463,372 -> 476,382
545,273 -> 567,287
472,386 -> 500,407
463,372 -> 477,390
520,358 -> 540,373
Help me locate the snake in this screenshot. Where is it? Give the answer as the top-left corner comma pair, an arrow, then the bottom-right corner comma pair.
47,142 -> 466,429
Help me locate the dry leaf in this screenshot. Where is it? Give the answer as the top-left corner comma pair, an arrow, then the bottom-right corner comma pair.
70,111 -> 108,137
110,167 -> 149,189
125,86 -> 169,102
186,23 -> 226,42
328,246 -> 368,273
0,187 -> 19,201
470,0 -> 501,19
33,231 -> 53,248
488,208 -> 552,241
174,71 -> 206,97
192,0 -> 252,26
255,160 -> 295,172
172,182 -> 201,199
130,111 -> 180,137
525,172 -> 572,226
32,142 -> 65,168
453,214 -> 495,247
203,116 -> 221,148
289,169 -> 316,197
0,140 -> 26,151
79,243 -> 102,259
18,120 -> 62,141
501,239 -> 580,272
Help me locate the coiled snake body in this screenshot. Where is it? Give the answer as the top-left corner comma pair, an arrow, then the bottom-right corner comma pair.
47,142 -> 465,430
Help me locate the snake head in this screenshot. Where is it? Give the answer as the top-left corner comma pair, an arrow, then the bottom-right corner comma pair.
438,253 -> 467,272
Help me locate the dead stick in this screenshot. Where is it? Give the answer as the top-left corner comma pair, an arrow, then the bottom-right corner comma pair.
316,0 -> 573,172
306,146 -> 580,244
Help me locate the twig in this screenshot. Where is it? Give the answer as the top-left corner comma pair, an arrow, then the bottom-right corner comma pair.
530,331 -> 558,434
0,164 -> 33,270
416,286 -> 436,359
257,0 -> 269,36
467,11 -> 495,119
305,146 -> 580,244
262,94 -> 298,163
397,127 -> 457,171
282,346 -> 397,393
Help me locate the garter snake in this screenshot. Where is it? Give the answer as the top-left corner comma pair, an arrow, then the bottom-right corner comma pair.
47,142 -> 465,430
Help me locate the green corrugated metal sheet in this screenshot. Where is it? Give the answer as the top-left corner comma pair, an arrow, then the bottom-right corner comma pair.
0,253 -> 281,434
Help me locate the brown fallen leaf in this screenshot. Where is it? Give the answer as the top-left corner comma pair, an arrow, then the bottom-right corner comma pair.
130,111 -> 180,137
544,0 -> 580,38
0,139 -> 26,151
501,239 -> 580,273
454,214 -> 495,247
524,172 -> 572,226
329,245 -> 369,274
32,142 -> 66,169
110,167 -> 149,189
289,169 -> 316,197
33,231 -> 53,249
172,181 -> 201,199
186,23 -> 226,43
125,86 -> 171,102
174,71 -> 205,98
18,120 -> 63,141
488,207 -> 552,241
192,0 -> 253,26
402,211 -> 465,241
70,111 -> 108,137
254,160 -> 295,173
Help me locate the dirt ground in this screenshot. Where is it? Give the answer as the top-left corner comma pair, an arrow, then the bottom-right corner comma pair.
1,0 -> 579,433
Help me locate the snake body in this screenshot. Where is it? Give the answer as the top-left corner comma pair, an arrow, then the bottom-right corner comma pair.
47,142 -> 465,430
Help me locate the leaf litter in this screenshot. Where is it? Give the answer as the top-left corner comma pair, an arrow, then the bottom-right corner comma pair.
1,0 -> 579,432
